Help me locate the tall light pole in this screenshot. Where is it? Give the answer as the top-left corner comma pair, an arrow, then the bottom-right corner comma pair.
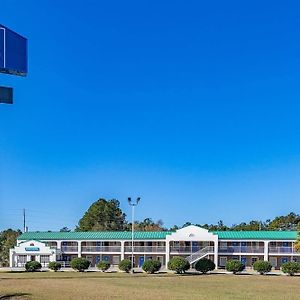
128,197 -> 141,272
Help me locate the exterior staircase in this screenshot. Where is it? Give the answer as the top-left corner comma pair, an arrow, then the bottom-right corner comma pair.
186,246 -> 214,264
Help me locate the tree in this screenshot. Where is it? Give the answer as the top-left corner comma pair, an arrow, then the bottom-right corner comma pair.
195,258 -> 215,274
281,262 -> 300,276
76,198 -> 126,231
225,260 -> 245,274
97,261 -> 110,272
268,212 -> 300,231
70,258 -> 90,272
25,261 -> 42,272
60,227 -> 71,232
0,229 -> 21,267
142,259 -> 161,274
132,218 -> 166,232
48,261 -> 62,272
167,257 -> 190,274
118,259 -> 132,273
253,260 -> 272,275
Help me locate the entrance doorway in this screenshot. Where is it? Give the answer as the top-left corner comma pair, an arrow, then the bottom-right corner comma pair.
30,255 -> 36,261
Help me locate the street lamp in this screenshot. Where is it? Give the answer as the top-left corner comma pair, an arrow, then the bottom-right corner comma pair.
128,197 -> 141,272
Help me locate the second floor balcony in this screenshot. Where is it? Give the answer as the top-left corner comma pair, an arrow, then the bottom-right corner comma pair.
81,246 -> 121,252
218,246 -> 265,254
125,246 -> 166,253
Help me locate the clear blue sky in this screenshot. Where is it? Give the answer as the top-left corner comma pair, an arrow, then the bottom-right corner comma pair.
1,0 -> 300,231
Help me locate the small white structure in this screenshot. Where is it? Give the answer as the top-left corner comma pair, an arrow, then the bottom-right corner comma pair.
10,240 -> 57,268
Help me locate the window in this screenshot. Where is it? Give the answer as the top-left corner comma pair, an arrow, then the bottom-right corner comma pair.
18,255 -> 27,264
281,257 -> 289,264
112,256 -> 120,265
219,257 -> 227,267
220,242 -> 227,247
232,242 -> 238,247
283,242 -> 289,247
40,255 -> 50,264
251,257 -> 258,265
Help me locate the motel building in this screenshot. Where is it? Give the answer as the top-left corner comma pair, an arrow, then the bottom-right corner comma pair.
9,225 -> 299,270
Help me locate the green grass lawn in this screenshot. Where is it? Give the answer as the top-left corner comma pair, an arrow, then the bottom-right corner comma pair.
0,271 -> 299,300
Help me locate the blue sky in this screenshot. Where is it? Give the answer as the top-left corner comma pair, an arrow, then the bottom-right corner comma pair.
1,0 -> 300,231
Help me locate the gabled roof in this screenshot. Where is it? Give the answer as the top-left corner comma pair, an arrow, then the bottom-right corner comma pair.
18,229 -> 299,241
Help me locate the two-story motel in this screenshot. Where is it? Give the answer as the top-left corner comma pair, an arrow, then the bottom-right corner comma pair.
10,225 -> 299,270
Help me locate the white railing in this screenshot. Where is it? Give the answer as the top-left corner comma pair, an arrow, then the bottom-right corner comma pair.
61,246 -> 78,252
81,246 -> 121,252
269,247 -> 297,254
186,246 -> 214,264
124,246 -> 166,253
57,261 -> 71,268
218,246 -> 264,253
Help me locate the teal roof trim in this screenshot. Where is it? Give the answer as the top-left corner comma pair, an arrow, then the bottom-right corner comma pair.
18,230 -> 299,241
18,231 -> 172,241
213,231 -> 298,240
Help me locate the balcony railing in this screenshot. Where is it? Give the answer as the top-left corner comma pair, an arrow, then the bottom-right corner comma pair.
218,246 -> 265,253
269,247 -> 297,254
61,246 -> 78,252
125,246 -> 166,252
81,246 -> 121,252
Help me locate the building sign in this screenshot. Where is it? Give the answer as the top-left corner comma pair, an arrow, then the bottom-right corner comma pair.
25,247 -> 40,251
0,24 -> 28,76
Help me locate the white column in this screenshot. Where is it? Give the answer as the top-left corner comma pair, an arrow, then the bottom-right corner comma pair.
78,241 -> 82,258
121,241 -> 125,260
264,241 -> 269,261
9,249 -> 14,268
214,241 -> 218,269
165,241 -> 170,269
57,240 -> 61,250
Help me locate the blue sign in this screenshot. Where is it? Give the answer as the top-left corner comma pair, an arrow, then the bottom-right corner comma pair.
0,25 -> 27,76
25,247 -> 40,251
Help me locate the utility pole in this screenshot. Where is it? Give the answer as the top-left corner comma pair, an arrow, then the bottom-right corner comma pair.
23,208 -> 26,232
128,197 -> 141,272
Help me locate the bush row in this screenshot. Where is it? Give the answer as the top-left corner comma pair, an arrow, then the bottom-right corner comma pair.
24,257 -> 300,276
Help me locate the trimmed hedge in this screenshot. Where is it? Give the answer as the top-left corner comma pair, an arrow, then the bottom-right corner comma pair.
70,258 -> 90,272
142,259 -> 161,274
281,261 -> 300,276
225,260 -> 245,274
195,258 -> 215,274
253,260 -> 272,275
119,259 -> 132,273
48,261 -> 61,272
25,261 -> 42,272
97,261 -> 110,272
168,256 -> 190,274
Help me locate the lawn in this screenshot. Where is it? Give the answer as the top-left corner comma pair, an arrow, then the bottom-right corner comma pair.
0,272 -> 299,300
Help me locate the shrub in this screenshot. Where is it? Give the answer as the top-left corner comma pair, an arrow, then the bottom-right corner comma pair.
281,261 -> 300,276
195,258 -> 215,274
97,261 -> 110,272
119,259 -> 132,273
225,260 -> 245,274
253,260 -> 272,275
70,258 -> 90,272
48,261 -> 61,272
168,256 -> 190,274
25,261 -> 42,272
142,259 -> 162,274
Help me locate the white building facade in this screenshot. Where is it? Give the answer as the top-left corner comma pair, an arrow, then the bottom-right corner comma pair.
10,225 -> 299,269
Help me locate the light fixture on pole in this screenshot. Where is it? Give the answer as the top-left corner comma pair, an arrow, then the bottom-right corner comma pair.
128,197 -> 141,272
